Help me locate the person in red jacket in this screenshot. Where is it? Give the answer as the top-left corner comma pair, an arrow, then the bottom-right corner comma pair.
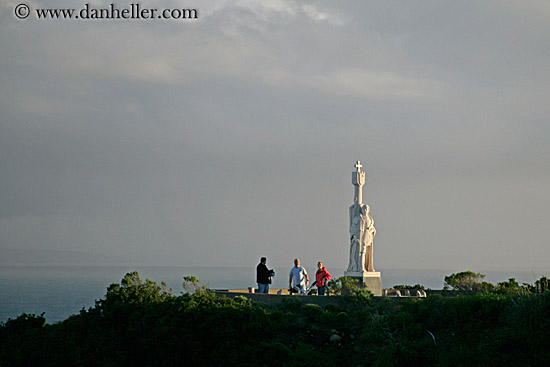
315,261 -> 331,296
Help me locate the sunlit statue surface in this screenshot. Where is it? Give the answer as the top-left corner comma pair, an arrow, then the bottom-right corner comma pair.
347,161 -> 376,272
344,161 -> 381,295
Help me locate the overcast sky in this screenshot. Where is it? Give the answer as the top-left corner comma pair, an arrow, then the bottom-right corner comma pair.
1,0 -> 549,274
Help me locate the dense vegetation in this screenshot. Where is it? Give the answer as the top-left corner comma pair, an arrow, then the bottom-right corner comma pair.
1,271 -> 549,366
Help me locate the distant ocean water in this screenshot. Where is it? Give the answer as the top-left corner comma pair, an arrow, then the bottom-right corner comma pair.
0,265 -> 544,324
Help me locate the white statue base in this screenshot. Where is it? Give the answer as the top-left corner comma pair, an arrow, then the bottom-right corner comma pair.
343,271 -> 382,296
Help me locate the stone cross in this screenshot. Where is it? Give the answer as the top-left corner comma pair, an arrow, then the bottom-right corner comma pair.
352,160 -> 366,205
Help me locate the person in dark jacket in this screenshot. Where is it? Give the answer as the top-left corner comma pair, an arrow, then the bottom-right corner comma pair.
256,257 -> 274,293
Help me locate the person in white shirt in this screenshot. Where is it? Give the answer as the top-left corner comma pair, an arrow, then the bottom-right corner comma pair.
288,258 -> 309,294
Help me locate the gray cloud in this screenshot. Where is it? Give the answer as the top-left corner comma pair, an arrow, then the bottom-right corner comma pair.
1,0 -> 549,273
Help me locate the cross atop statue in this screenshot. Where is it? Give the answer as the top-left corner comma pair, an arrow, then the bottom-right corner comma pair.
352,161 -> 366,204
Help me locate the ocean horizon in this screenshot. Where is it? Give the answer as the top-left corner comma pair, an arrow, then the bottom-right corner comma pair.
0,265 -> 545,324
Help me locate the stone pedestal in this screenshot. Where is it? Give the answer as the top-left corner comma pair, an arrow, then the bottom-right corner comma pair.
344,271 -> 382,296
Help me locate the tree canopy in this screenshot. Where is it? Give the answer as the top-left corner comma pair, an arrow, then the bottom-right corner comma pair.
444,270 -> 490,294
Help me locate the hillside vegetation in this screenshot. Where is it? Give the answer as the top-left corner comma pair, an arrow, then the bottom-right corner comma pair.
1,271 -> 549,366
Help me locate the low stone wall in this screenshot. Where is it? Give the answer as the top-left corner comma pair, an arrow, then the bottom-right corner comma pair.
216,288 -> 293,295
214,288 -> 446,306
384,288 -> 427,297
213,290 -> 343,307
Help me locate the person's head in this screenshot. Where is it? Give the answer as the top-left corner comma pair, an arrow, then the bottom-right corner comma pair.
260,257 -> 266,264
361,205 -> 367,214
318,261 -> 324,269
294,258 -> 300,267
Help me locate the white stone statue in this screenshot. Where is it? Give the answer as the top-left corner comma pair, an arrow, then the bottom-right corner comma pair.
346,161 -> 376,273
364,204 -> 376,272
348,206 -> 364,272
348,205 -> 366,272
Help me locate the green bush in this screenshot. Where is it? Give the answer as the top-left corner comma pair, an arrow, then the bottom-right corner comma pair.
326,276 -> 373,305
2,272 -> 550,366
